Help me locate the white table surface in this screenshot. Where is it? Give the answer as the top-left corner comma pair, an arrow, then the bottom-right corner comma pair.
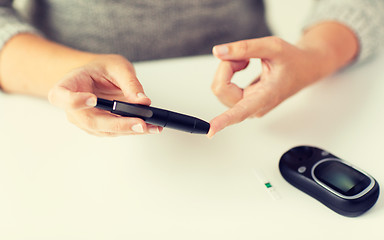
1,51 -> 384,239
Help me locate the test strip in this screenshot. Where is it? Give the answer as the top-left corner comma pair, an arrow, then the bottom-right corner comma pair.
252,168 -> 281,200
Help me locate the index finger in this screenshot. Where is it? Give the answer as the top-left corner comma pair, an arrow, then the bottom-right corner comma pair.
48,84 -> 97,110
213,36 -> 286,61
105,57 -> 151,106
207,88 -> 272,138
207,100 -> 254,138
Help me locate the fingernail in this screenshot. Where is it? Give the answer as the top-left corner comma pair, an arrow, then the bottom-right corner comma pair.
137,92 -> 148,99
207,131 -> 215,139
132,124 -> 144,133
148,126 -> 160,134
213,45 -> 229,56
85,97 -> 97,107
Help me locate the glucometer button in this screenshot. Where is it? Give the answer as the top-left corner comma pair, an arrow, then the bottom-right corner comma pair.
321,151 -> 329,157
298,166 -> 307,174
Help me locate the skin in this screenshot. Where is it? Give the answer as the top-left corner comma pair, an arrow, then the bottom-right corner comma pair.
0,22 -> 358,137
0,34 -> 161,136
207,22 -> 358,138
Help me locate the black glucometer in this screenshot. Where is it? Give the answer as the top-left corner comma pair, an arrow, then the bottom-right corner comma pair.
279,146 -> 380,217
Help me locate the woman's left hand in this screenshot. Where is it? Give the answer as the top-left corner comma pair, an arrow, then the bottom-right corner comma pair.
207,36 -> 328,138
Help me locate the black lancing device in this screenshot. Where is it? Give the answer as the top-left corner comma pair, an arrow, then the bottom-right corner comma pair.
95,98 -> 210,134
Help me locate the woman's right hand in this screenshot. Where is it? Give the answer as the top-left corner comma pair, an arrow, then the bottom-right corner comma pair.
48,54 -> 162,136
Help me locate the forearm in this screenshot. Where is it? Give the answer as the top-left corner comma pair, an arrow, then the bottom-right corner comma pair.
297,21 -> 359,80
0,34 -> 98,97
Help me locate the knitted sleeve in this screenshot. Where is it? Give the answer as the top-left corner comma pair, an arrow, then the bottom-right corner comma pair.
304,0 -> 384,63
0,0 -> 40,52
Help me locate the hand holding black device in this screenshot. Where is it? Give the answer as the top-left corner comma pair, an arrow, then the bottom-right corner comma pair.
279,146 -> 380,217
95,98 -> 210,134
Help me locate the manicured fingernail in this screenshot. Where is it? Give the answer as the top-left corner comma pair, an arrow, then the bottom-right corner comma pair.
148,126 -> 160,134
137,92 -> 148,99
86,97 -> 97,107
213,45 -> 229,56
132,124 -> 144,133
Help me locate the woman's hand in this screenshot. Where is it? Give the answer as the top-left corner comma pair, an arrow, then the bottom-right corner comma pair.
0,34 -> 162,136
48,54 -> 162,136
207,37 -> 323,137
208,22 -> 358,138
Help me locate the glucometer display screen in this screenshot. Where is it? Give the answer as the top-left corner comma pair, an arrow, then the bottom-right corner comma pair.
314,160 -> 371,197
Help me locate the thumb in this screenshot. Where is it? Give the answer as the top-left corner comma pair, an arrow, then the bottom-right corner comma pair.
48,86 -> 97,110
106,61 -> 151,106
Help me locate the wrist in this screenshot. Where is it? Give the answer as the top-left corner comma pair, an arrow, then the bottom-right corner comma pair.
297,21 -> 359,79
0,34 -> 99,97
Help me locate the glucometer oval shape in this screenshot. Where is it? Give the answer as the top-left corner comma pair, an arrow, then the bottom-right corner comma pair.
312,159 -> 374,199
279,146 -> 380,217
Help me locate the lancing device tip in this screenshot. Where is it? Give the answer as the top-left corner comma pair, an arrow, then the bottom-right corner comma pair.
252,168 -> 281,200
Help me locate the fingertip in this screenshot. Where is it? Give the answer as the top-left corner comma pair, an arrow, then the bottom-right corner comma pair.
122,91 -> 151,105
74,92 -> 97,110
47,85 -> 67,108
207,117 -> 227,138
47,87 -> 56,105
212,45 -> 229,59
212,45 -> 219,57
206,128 -> 216,139
137,92 -> 151,104
131,123 -> 145,133
137,92 -> 148,99
50,87 -> 96,110
85,95 -> 97,107
148,125 -> 162,134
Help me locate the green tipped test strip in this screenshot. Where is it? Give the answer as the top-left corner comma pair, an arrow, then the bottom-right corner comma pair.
252,169 -> 281,200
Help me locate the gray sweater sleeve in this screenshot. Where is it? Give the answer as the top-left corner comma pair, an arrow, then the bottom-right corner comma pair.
0,0 -> 40,51
1,0 -> 383,64
304,0 -> 384,64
